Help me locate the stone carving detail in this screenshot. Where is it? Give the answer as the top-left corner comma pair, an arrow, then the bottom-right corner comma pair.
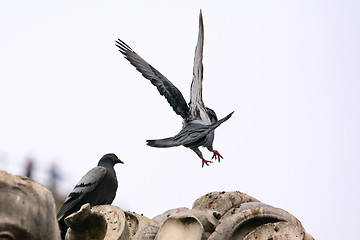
0,171 -> 314,240
64,191 -> 314,240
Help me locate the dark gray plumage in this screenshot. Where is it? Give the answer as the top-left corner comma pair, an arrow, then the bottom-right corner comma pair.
115,11 -> 233,167
147,111 -> 233,148
57,153 -> 123,239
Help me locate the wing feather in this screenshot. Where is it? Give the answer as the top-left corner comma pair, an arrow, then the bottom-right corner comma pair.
189,10 -> 207,120
115,39 -> 189,119
57,167 -> 106,220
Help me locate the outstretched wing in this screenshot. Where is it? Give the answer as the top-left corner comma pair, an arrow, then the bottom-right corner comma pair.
189,10 -> 207,120
57,166 -> 106,221
147,111 -> 234,147
115,39 -> 189,119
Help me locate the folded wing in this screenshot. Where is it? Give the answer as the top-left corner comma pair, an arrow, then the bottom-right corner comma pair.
57,166 -> 106,221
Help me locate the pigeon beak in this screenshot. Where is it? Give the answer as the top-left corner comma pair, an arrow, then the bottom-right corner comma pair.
115,159 -> 124,164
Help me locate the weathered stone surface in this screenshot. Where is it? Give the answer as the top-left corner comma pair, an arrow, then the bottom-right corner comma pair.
64,205 -> 160,240
152,208 -> 189,226
208,202 -> 305,240
154,208 -> 222,240
0,170 -> 315,240
191,209 -> 221,237
65,204 -> 107,240
65,204 -> 130,240
96,205 -> 130,240
192,191 -> 260,215
304,232 -> 315,240
155,211 -> 204,240
0,170 -> 61,240
125,211 -> 159,240
242,222 -> 305,240
62,191 -> 314,240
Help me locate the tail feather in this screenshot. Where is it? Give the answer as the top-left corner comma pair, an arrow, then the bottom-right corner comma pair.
146,111 -> 234,148
146,137 -> 180,148
58,218 -> 67,239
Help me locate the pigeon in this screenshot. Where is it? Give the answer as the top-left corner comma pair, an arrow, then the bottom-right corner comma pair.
115,10 -> 233,167
57,153 -> 123,239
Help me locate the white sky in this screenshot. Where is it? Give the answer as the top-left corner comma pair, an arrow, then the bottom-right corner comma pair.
1,1 -> 359,239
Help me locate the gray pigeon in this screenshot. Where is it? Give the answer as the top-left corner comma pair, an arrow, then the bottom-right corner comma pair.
115,11 -> 233,167
57,153 -> 123,239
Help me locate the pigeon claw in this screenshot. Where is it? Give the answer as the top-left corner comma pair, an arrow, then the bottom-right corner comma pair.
212,150 -> 223,162
201,157 -> 212,168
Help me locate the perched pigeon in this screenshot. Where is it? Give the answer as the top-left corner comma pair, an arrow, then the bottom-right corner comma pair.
115,11 -> 233,167
57,153 -> 123,239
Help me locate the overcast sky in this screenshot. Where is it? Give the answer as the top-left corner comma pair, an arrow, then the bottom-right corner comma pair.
1,1 -> 359,239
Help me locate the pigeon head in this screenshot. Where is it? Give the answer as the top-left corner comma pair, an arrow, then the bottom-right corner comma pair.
98,153 -> 123,166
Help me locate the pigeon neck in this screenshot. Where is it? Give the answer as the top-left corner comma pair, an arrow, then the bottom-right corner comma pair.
98,161 -> 114,169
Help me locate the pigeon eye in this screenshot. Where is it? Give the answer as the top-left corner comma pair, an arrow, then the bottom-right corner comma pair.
111,154 -> 116,158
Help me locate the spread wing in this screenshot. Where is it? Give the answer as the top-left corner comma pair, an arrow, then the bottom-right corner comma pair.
189,10 -> 207,120
147,111 -> 234,147
57,166 -> 106,221
115,39 -> 189,119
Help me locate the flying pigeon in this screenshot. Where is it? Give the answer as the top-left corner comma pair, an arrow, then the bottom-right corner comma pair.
57,153 -> 123,239
115,11 -> 233,167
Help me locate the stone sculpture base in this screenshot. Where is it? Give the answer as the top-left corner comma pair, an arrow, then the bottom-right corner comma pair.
64,191 -> 314,240
0,170 -> 314,240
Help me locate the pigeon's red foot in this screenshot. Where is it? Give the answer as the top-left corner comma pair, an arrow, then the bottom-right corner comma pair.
201,157 -> 212,168
212,150 -> 223,162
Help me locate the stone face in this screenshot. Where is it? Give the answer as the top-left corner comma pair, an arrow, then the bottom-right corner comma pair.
0,170 -> 61,240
